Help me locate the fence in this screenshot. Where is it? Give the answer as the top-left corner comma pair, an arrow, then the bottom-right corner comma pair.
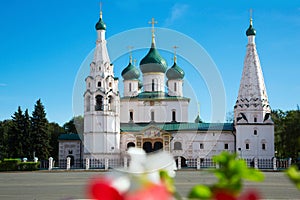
44,157 -> 291,171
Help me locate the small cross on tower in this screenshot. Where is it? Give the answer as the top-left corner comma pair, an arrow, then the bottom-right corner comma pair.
148,18 -> 158,39
127,46 -> 134,63
173,45 -> 179,63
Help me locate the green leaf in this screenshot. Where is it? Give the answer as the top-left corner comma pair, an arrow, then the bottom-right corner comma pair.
188,185 -> 212,199
286,166 -> 300,190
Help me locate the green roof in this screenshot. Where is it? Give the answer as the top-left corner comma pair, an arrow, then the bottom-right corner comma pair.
140,46 -> 168,73
246,19 -> 256,36
121,91 -> 190,101
95,17 -> 106,30
121,62 -> 140,80
120,122 -> 234,132
58,134 -> 81,140
166,62 -> 185,80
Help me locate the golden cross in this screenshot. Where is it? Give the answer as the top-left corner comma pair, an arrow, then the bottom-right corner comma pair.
249,8 -> 253,25
148,18 -> 158,36
127,46 -> 134,63
173,46 -> 179,62
100,2 -> 103,18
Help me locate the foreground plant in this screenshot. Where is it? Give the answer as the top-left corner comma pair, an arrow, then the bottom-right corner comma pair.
87,147 -> 176,200
286,165 -> 300,190
188,151 -> 264,200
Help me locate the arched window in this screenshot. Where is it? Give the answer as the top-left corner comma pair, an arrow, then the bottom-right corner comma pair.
95,95 -> 103,111
109,82 -> 112,88
129,111 -> 133,121
108,95 -> 114,111
172,110 -> 176,122
129,82 -> 132,92
262,143 -> 266,150
97,81 -> 101,87
151,111 -> 155,121
174,142 -> 182,150
152,79 -> 155,91
174,82 -> 177,92
254,116 -> 257,122
254,130 -> 258,135
246,143 -> 250,150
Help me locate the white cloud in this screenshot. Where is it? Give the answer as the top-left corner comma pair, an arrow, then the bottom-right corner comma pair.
164,3 -> 189,26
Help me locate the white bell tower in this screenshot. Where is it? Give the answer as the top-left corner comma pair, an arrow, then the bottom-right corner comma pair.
83,9 -> 120,159
234,16 -> 274,159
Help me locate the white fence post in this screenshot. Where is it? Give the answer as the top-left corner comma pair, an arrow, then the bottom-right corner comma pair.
177,157 -> 181,170
66,157 -> 71,170
273,157 -> 277,171
85,158 -> 90,170
254,157 -> 258,169
124,157 -> 128,169
105,158 -> 109,170
196,157 -> 201,170
288,158 -> 292,168
48,157 -> 53,171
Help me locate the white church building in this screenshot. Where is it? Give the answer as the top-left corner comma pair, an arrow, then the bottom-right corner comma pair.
59,10 -> 275,168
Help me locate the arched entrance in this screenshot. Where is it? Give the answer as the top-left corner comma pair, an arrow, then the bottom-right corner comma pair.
143,142 -> 152,153
153,141 -> 163,151
175,156 -> 187,168
67,155 -> 74,166
127,142 -> 135,149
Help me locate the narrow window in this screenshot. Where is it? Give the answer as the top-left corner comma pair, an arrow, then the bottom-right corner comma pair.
172,110 -> 176,122
109,82 -> 112,87
262,143 -> 266,150
151,111 -> 155,121
95,95 -> 103,111
129,83 -> 132,92
200,143 -> 204,149
254,117 -> 257,122
174,82 -> 177,92
254,130 -> 257,135
97,81 -> 101,87
152,79 -> 155,91
246,143 -> 250,150
224,143 -> 229,149
88,82 -> 91,88
129,111 -> 133,121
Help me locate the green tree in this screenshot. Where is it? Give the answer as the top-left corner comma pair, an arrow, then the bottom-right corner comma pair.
0,120 -> 11,159
23,109 -> 32,158
272,109 -> 300,161
63,116 -> 83,134
48,122 -> 65,161
31,99 -> 51,160
8,106 -> 26,158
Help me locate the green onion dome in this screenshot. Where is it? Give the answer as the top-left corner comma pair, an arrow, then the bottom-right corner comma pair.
95,16 -> 106,30
121,62 -> 140,80
246,19 -> 256,36
140,46 -> 168,73
166,62 -> 185,80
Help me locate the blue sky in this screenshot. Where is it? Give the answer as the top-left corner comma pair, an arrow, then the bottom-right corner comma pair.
0,0 -> 299,125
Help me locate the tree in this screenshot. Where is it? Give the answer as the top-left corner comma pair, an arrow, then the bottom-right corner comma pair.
8,106 -> 26,158
23,109 -> 31,157
31,99 -> 51,160
63,116 -> 84,134
48,122 -> 65,161
0,120 -> 11,159
272,109 -> 300,161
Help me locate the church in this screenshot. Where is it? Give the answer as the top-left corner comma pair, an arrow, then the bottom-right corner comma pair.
58,9 -> 275,167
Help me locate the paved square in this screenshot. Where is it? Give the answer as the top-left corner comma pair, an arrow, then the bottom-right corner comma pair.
0,170 -> 298,199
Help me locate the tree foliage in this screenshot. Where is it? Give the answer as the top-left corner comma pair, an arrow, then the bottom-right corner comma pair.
30,99 -> 51,160
272,109 -> 300,161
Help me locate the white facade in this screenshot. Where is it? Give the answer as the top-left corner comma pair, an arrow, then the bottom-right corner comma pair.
234,19 -> 274,159
83,14 -> 120,159
76,12 -> 275,163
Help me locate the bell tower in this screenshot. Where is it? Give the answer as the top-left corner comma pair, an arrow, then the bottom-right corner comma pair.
234,15 -> 274,159
83,9 -> 120,159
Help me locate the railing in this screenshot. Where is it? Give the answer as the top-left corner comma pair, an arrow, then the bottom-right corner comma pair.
44,157 -> 291,171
